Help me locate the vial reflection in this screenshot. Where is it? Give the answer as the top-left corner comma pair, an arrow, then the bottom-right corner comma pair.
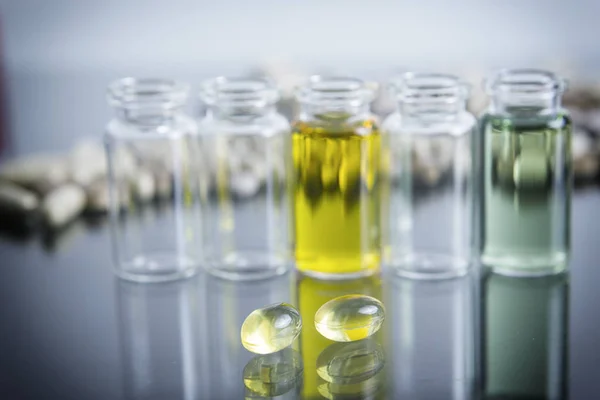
483,272 -> 568,399
316,339 -> 385,384
116,278 -> 199,400
201,272 -> 295,399
297,275 -> 382,399
243,348 -> 303,399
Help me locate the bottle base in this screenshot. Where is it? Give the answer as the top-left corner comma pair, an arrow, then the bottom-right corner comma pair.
115,252 -> 199,283
482,252 -> 568,277
295,252 -> 380,280
388,254 -> 471,280
297,267 -> 378,281
203,251 -> 290,281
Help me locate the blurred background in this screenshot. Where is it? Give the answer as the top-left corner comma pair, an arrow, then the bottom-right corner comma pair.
2,0 -> 600,155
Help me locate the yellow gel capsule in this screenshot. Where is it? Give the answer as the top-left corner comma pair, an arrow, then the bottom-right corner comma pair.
316,339 -> 385,384
315,295 -> 385,342
241,303 -> 302,354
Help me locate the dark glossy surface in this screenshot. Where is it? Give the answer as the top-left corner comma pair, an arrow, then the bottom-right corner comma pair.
0,189 -> 598,399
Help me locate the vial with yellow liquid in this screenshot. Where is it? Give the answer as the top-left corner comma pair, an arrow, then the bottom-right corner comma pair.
292,76 -> 382,278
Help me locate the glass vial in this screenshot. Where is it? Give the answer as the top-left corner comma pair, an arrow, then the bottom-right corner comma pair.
478,69 -> 572,276
292,76 -> 382,278
482,273 -> 568,399
198,77 -> 291,280
382,73 -> 475,279
105,78 -> 202,283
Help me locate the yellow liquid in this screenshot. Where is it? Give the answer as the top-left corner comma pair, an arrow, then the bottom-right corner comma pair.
292,114 -> 382,276
297,275 -> 382,399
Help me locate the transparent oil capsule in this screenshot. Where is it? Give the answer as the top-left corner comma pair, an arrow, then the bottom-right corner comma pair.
243,348 -> 304,397
316,339 -> 385,384
315,295 -> 385,342
241,303 -> 302,354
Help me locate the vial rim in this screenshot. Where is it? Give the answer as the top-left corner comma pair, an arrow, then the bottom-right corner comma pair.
484,68 -> 567,97
107,77 -> 189,110
295,75 -> 376,107
389,72 -> 470,104
199,76 -> 280,108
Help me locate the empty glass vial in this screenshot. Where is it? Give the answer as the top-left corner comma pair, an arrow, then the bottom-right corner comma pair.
478,69 -> 571,276
382,73 -> 475,279
198,77 -> 291,280
105,78 -> 202,282
292,76 -> 382,278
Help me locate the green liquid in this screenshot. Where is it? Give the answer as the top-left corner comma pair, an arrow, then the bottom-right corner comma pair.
479,109 -> 572,275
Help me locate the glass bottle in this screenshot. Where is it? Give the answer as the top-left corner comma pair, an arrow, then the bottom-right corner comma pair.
198,77 -> 291,280
292,76 -> 381,278
478,69 -> 571,276
105,78 -> 202,283
382,73 -> 475,279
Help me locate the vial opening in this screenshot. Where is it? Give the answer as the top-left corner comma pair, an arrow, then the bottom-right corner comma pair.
391,73 -> 469,104
200,77 -> 279,109
485,69 -> 566,97
296,75 -> 375,107
107,78 -> 189,110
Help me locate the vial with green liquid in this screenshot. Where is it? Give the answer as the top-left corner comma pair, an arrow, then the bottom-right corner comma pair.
478,69 -> 572,276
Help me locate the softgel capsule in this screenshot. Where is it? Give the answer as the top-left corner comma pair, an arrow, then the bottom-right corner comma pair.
241,303 -> 302,354
315,295 -> 385,342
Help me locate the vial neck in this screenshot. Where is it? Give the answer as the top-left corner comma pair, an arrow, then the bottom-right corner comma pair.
490,92 -> 561,116
208,104 -> 276,121
398,100 -> 465,122
485,69 -> 565,117
301,102 -> 370,120
108,78 -> 189,126
391,73 -> 469,123
116,106 -> 181,126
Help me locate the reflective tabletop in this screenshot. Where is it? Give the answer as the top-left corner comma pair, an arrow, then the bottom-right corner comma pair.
0,189 -> 599,399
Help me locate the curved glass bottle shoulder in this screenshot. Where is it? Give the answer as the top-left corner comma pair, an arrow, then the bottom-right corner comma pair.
478,109 -> 572,275
292,112 -> 383,278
